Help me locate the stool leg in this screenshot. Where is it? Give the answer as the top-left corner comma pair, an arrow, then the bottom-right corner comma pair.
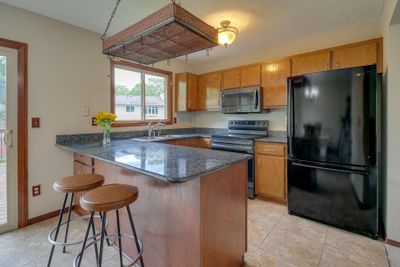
116,209 -> 123,267
127,206 -> 144,267
77,212 -> 95,267
90,217 -> 99,265
98,211 -> 107,267
47,193 -> 69,267
62,193 -> 74,253
99,211 -> 111,246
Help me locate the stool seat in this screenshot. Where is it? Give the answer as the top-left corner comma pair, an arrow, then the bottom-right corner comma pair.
53,174 -> 104,193
80,184 -> 138,212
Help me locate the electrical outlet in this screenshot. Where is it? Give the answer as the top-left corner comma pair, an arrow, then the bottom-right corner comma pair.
32,185 -> 41,197
92,117 -> 97,126
32,117 -> 40,128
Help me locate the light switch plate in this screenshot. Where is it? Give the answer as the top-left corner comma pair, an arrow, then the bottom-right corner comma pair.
32,117 -> 40,128
81,107 -> 89,117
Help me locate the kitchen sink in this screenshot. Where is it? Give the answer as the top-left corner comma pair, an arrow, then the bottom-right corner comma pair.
132,136 -> 165,141
132,134 -> 183,141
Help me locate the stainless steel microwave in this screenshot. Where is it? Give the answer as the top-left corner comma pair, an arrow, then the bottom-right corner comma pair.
221,86 -> 262,114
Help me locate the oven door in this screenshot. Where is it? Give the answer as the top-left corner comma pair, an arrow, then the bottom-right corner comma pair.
211,145 -> 255,199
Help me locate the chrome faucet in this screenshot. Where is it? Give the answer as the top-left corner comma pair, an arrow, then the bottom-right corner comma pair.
147,121 -> 165,137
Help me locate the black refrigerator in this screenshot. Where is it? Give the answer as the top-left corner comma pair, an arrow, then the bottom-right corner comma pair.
287,65 -> 380,239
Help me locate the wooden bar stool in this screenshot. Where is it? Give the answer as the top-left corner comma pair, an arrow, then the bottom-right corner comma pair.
74,184 -> 144,267
47,174 -> 105,267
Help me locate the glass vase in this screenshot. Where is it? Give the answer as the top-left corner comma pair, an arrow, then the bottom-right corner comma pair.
102,124 -> 111,146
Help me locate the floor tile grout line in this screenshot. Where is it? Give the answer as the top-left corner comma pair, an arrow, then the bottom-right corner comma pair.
317,227 -> 329,266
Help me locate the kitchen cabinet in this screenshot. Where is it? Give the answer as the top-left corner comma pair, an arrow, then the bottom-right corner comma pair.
162,137 -> 211,149
262,59 -> 291,108
197,137 -> 211,149
175,72 -> 198,112
240,64 -> 261,87
255,142 -> 287,204
198,72 -> 221,111
222,64 -> 261,89
291,51 -> 331,76
222,68 -> 241,89
332,42 -> 377,70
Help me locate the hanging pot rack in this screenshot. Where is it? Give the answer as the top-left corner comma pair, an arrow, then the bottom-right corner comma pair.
102,0 -> 219,65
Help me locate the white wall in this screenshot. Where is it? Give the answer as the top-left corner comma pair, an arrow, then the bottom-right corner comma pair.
379,0 -> 400,242
0,3 -> 196,218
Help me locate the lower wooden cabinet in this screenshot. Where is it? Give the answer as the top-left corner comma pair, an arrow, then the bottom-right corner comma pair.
162,137 -> 211,149
255,142 -> 287,204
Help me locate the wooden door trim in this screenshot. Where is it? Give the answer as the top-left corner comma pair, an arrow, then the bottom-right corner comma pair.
0,37 -> 28,228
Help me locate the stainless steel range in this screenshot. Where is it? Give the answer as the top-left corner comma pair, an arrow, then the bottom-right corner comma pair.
211,120 -> 269,199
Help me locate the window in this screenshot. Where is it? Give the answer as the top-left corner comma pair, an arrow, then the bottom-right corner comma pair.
126,105 -> 135,112
145,106 -> 158,115
111,60 -> 172,126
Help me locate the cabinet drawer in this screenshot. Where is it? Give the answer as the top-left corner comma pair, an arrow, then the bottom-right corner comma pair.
74,153 -> 93,167
256,143 -> 286,156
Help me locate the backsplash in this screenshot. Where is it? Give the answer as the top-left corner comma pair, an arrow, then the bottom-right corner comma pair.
56,127 -> 286,146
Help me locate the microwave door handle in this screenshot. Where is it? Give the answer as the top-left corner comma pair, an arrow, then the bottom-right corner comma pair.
254,90 -> 258,109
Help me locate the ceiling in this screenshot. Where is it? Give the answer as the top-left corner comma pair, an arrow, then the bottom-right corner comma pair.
0,0 -> 385,64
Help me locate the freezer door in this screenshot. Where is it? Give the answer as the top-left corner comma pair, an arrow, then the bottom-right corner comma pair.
287,160 -> 378,238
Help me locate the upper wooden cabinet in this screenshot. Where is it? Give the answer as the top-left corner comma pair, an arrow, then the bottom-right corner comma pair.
175,72 -> 198,112
222,68 -> 241,89
198,72 -> 221,111
240,64 -> 261,87
262,59 -> 291,108
291,51 -> 331,76
332,42 -> 377,70
222,64 -> 261,89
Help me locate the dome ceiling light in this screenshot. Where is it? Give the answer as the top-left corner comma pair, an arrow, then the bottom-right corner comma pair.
217,20 -> 239,47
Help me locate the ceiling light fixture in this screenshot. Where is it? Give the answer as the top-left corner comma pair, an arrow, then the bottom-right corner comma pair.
217,20 -> 239,47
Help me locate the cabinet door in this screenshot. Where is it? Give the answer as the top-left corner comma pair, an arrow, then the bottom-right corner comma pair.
332,42 -> 377,70
197,138 -> 211,149
187,73 -> 198,111
175,73 -> 198,112
175,73 -> 187,112
222,68 -> 241,89
256,154 -> 286,199
291,51 -> 331,76
262,59 -> 291,108
240,64 -> 261,87
198,72 -> 221,111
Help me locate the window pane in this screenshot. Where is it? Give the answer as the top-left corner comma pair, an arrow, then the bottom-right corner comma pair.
144,74 -> 167,120
114,67 -> 142,121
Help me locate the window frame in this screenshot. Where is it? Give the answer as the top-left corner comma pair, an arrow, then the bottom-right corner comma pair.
110,59 -> 173,127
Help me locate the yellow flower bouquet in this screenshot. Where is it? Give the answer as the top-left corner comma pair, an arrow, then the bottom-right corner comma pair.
96,112 -> 117,145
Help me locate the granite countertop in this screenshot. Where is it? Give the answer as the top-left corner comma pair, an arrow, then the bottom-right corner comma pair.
57,139 -> 251,183
255,137 -> 287,143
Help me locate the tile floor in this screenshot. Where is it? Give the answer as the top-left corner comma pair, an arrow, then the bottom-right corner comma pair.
0,198 -> 397,267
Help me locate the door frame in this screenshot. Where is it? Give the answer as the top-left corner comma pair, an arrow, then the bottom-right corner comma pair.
0,37 -> 28,228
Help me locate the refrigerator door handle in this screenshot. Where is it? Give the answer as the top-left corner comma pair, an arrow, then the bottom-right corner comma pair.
292,162 -> 367,174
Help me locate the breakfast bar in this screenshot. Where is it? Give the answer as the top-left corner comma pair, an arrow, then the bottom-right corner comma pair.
57,139 -> 250,267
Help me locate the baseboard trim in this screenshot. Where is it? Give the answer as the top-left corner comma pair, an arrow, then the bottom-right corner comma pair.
27,206 -> 75,225
386,238 -> 400,247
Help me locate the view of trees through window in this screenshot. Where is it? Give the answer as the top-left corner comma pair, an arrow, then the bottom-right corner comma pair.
113,66 -> 167,121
